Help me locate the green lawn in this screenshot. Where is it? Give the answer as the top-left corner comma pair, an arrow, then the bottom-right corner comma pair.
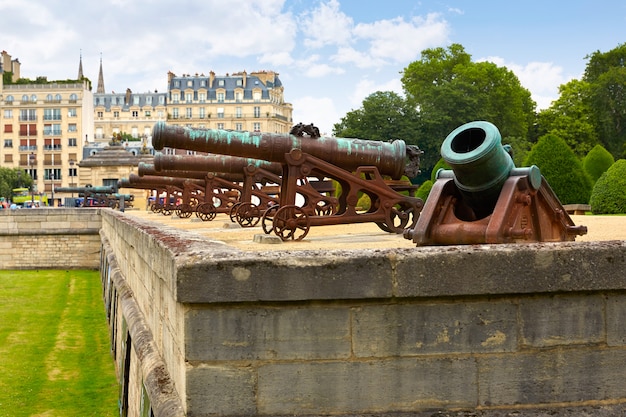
0,270 -> 118,417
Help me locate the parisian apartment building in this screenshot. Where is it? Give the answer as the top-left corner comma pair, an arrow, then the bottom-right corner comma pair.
0,50 -> 293,204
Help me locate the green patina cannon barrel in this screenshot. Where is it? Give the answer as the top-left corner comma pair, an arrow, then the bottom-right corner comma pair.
153,153 -> 283,176
438,121 -> 541,218
152,122 -> 421,180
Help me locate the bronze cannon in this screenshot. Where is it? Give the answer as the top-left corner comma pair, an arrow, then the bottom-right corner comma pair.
54,185 -> 133,208
151,122 -> 423,240
404,121 -> 588,245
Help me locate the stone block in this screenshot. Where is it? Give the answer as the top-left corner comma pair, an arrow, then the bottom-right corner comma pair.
606,293 -> 626,346
519,294 -> 604,347
353,300 -> 517,357
257,357 -> 477,415
478,349 -> 626,406
185,306 -> 351,361
186,365 -> 256,416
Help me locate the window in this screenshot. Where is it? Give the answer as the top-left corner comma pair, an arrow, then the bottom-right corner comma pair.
44,168 -> 62,180
185,93 -> 192,102
159,96 -> 165,104
68,108 -> 77,117
146,96 -> 152,104
68,167 -> 77,177
174,80 -> 180,87
235,107 -> 242,118
131,127 -> 138,138
199,92 -> 206,103
186,108 -> 192,118
217,92 -> 225,103
4,124 -> 12,133
253,122 -> 261,132
114,111 -> 120,118
145,110 -> 151,117
4,139 -> 13,148
22,95 -> 29,103
68,138 -> 77,147
218,79 -> 224,86
253,91 -> 261,102
68,124 -> 77,132
187,80 -> 193,87
253,106 -> 261,118
69,93 -> 77,102
97,111 -> 103,118
235,91 -> 243,102
5,95 -> 13,104
172,108 -> 179,119
20,109 -> 37,121
4,154 -> 12,163
217,123 -> 224,129
31,94 -> 37,102
44,109 -> 61,120
200,80 -> 206,87
3,109 -> 12,118
133,96 -> 140,105
217,107 -> 224,119
199,108 -> 205,118
235,123 -> 243,131
132,111 -> 139,117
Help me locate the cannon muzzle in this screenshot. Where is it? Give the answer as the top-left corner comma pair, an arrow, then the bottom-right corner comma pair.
54,185 -> 117,194
152,122 -> 421,180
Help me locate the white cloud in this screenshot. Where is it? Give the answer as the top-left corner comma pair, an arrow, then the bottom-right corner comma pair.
291,96 -> 339,136
301,0 -> 354,48
349,77 -> 404,108
479,56 -> 574,110
353,13 -> 450,64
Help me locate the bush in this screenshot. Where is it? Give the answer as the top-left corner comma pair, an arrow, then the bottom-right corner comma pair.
583,144 -> 614,183
416,180 -> 434,201
523,133 -> 593,204
430,158 -> 451,181
589,159 -> 626,214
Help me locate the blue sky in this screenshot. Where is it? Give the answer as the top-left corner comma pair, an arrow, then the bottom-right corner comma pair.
1,0 -> 625,136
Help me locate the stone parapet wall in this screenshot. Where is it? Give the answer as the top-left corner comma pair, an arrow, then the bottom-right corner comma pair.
0,208 -> 102,269
98,209 -> 626,416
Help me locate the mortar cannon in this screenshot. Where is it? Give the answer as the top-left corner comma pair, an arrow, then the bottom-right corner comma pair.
151,122 -> 423,240
405,121 -> 588,245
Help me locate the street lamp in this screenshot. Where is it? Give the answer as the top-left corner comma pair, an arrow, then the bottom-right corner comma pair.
69,159 -> 75,200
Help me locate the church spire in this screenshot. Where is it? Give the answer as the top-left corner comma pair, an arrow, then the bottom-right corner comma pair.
77,49 -> 84,79
96,53 -> 105,93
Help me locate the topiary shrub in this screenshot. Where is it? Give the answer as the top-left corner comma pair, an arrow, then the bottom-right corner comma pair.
523,133 -> 593,204
430,158 -> 451,181
583,144 -> 614,183
416,180 -> 433,201
589,159 -> 626,214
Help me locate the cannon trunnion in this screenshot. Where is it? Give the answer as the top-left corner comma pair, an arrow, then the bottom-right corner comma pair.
405,121 -> 587,246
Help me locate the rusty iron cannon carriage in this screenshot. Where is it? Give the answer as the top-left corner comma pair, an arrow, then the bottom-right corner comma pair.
404,121 -> 587,246
150,154 -> 342,229
152,122 -> 423,240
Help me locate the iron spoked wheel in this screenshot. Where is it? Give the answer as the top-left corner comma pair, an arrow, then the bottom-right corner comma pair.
261,204 -> 280,234
234,202 -> 261,227
272,205 -> 310,241
229,202 -> 243,223
196,202 -> 217,222
162,205 -> 173,216
315,198 -> 337,216
176,203 -> 194,219
377,201 -> 418,234
150,203 -> 160,213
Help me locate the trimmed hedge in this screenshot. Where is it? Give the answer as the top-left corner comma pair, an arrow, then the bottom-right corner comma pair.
523,134 -> 593,204
583,144 -> 614,183
589,159 -> 626,214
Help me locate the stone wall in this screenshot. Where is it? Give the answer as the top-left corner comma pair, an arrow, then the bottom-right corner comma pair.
0,208 -> 101,269
98,209 -> 626,416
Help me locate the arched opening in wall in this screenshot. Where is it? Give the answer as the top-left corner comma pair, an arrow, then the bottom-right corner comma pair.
110,289 -> 118,357
120,325 -> 132,417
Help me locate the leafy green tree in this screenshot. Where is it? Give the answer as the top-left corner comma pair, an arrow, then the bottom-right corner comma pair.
502,136 -> 531,167
333,91 -> 420,143
589,159 -> 626,214
583,144 -> 615,182
536,79 -> 599,157
401,43 -> 536,174
584,43 -> 626,158
523,134 -> 593,204
0,167 -> 32,202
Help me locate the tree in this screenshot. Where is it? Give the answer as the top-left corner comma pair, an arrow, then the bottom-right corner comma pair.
523,134 -> 593,204
589,159 -> 626,214
584,43 -> 626,158
583,144 -> 614,183
333,91 -> 420,143
400,43 -> 536,175
536,79 -> 599,158
0,167 -> 32,202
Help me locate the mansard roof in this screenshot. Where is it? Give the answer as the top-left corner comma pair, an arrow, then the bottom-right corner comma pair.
93,90 -> 168,110
168,71 -> 283,100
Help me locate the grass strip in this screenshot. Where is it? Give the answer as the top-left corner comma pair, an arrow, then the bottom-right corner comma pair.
0,270 -> 118,417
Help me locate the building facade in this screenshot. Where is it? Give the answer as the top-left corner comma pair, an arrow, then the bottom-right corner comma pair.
165,70 -> 293,134
0,51 -> 293,204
